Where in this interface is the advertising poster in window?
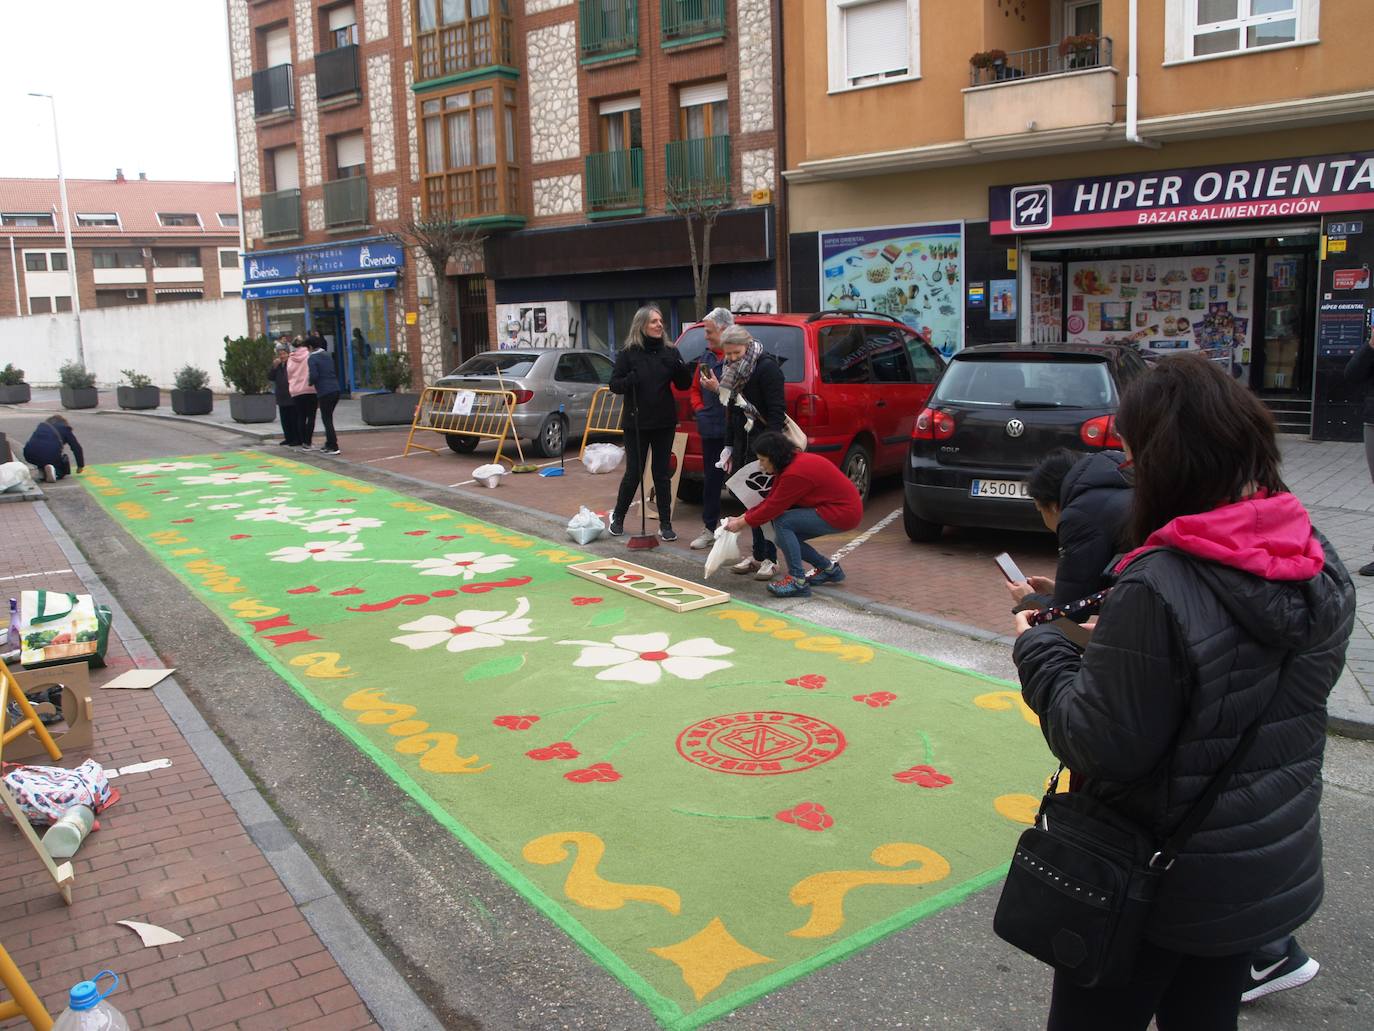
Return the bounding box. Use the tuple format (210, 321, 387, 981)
(1029, 262, 1063, 343)
(1062, 253, 1255, 378)
(819, 221, 965, 358)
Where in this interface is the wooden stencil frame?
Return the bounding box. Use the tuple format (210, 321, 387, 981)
(567, 559, 730, 613)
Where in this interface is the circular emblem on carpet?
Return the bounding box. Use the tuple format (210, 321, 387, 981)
(676, 711, 846, 776)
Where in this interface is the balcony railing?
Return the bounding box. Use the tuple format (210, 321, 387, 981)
(665, 135, 731, 205)
(579, 0, 638, 61)
(416, 14, 514, 82)
(252, 63, 294, 116)
(324, 176, 369, 228)
(261, 188, 301, 238)
(970, 37, 1113, 86)
(660, 0, 726, 44)
(316, 44, 360, 100)
(586, 149, 644, 216)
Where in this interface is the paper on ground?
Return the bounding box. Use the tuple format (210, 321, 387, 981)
(117, 920, 184, 947)
(105, 759, 173, 779)
(101, 668, 175, 690)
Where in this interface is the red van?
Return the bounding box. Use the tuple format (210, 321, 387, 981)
(672, 312, 945, 502)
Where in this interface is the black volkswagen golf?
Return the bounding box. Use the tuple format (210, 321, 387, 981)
(902, 344, 1147, 541)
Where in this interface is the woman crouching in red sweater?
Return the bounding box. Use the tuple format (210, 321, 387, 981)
(723, 432, 863, 598)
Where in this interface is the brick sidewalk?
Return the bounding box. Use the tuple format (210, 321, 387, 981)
(0, 501, 379, 1030)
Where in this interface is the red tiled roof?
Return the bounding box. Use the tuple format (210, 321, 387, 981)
(0, 177, 240, 238)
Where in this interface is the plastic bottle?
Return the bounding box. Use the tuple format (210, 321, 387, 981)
(41, 805, 94, 860)
(52, 971, 128, 1031)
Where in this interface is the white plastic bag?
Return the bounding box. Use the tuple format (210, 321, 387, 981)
(703, 524, 741, 578)
(582, 443, 625, 474)
(567, 505, 606, 545)
(473, 463, 506, 488)
(0, 462, 34, 494)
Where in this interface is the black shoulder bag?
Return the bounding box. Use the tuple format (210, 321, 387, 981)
(993, 657, 1290, 989)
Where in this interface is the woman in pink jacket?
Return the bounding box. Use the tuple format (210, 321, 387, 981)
(286, 337, 317, 450)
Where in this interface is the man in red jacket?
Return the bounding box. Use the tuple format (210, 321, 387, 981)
(723, 432, 862, 598)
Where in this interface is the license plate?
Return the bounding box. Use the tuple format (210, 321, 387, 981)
(970, 479, 1030, 500)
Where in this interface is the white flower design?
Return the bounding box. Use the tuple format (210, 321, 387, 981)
(259, 495, 295, 505)
(118, 461, 208, 476)
(180, 471, 287, 486)
(268, 538, 366, 563)
(303, 516, 384, 534)
(413, 552, 517, 580)
(391, 598, 545, 654)
(235, 505, 308, 523)
(207, 503, 243, 511)
(312, 507, 356, 517)
(561, 632, 733, 685)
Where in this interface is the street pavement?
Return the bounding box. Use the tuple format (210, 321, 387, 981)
(2, 399, 1372, 1028)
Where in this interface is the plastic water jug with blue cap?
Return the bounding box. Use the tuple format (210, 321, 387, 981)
(51, 971, 128, 1030)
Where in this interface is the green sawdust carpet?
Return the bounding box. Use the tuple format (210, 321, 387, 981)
(84, 452, 1053, 1028)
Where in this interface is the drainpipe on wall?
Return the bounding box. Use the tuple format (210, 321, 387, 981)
(772, 0, 789, 310)
(1127, 0, 1161, 149)
(9, 237, 20, 316)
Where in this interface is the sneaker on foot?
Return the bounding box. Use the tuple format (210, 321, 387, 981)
(659, 524, 678, 542)
(319, 447, 341, 455)
(689, 530, 716, 550)
(767, 575, 812, 598)
(806, 562, 846, 586)
(1359, 560, 1374, 577)
(1242, 938, 1319, 1003)
(731, 557, 760, 575)
(297, 445, 313, 452)
(753, 559, 777, 581)
(42, 465, 57, 483)
(607, 513, 624, 537)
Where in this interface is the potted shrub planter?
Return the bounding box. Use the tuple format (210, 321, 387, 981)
(171, 388, 214, 416)
(361, 390, 420, 426)
(229, 393, 276, 423)
(0, 383, 30, 405)
(60, 386, 98, 410)
(116, 385, 160, 410)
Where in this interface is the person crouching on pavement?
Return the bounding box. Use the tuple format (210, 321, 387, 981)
(23, 414, 84, 482)
(1012, 353, 1351, 1028)
(722, 432, 861, 598)
(689, 307, 734, 550)
(268, 341, 299, 447)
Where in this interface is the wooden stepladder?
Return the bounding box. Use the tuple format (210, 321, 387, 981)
(0, 662, 74, 906)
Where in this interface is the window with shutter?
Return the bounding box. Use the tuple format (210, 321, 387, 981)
(827, 0, 919, 91)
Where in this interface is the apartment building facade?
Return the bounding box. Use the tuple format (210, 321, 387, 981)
(228, 0, 445, 389)
(468, 0, 783, 353)
(0, 174, 243, 319)
(783, 0, 1374, 439)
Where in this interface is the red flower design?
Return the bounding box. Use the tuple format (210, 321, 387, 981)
(894, 765, 954, 788)
(229, 534, 252, 540)
(336, 497, 358, 502)
(405, 530, 429, 536)
(564, 762, 621, 783)
(852, 691, 897, 708)
(492, 714, 540, 731)
(437, 535, 464, 541)
(526, 741, 580, 761)
(786, 674, 827, 690)
(152, 490, 169, 495)
(330, 587, 364, 596)
(171, 518, 194, 524)
(571, 597, 604, 606)
(775, 802, 834, 832)
(287, 586, 320, 594)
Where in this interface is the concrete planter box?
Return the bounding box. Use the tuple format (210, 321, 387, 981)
(0, 384, 31, 404)
(361, 390, 420, 426)
(171, 388, 214, 416)
(229, 392, 276, 423)
(117, 385, 160, 410)
(60, 387, 98, 410)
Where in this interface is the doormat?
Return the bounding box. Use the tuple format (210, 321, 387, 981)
(83, 453, 1052, 1028)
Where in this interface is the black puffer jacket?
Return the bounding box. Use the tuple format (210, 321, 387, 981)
(726, 353, 787, 458)
(609, 335, 693, 431)
(1343, 339, 1374, 424)
(1014, 494, 1354, 956)
(1052, 450, 1132, 605)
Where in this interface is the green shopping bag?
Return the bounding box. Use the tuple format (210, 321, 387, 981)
(16, 590, 112, 668)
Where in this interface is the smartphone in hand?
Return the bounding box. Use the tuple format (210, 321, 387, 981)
(994, 552, 1027, 583)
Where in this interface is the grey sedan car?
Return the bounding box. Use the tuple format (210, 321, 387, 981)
(434, 348, 614, 457)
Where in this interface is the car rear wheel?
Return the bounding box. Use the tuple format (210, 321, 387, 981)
(903, 500, 943, 542)
(841, 443, 873, 503)
(445, 435, 479, 454)
(535, 414, 566, 458)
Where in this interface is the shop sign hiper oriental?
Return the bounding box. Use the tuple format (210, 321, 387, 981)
(990, 151, 1374, 236)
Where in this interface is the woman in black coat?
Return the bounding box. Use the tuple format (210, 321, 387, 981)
(607, 305, 693, 541)
(700, 325, 787, 576)
(267, 340, 299, 447)
(1012, 354, 1354, 1029)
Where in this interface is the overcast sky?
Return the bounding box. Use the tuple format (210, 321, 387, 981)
(0, 3, 236, 183)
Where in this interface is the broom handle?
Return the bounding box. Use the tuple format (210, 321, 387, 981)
(631, 374, 648, 536)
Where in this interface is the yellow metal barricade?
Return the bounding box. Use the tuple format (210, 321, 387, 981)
(578, 386, 625, 460)
(404, 387, 518, 462)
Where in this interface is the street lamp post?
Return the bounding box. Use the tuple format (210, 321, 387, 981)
(28, 92, 84, 368)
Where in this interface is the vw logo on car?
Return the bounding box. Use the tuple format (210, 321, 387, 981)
(1005, 419, 1025, 438)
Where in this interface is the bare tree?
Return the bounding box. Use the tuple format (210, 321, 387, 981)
(391, 206, 487, 374)
(666, 160, 732, 322)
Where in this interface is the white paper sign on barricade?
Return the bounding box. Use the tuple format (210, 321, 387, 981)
(450, 390, 476, 416)
(725, 461, 776, 544)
